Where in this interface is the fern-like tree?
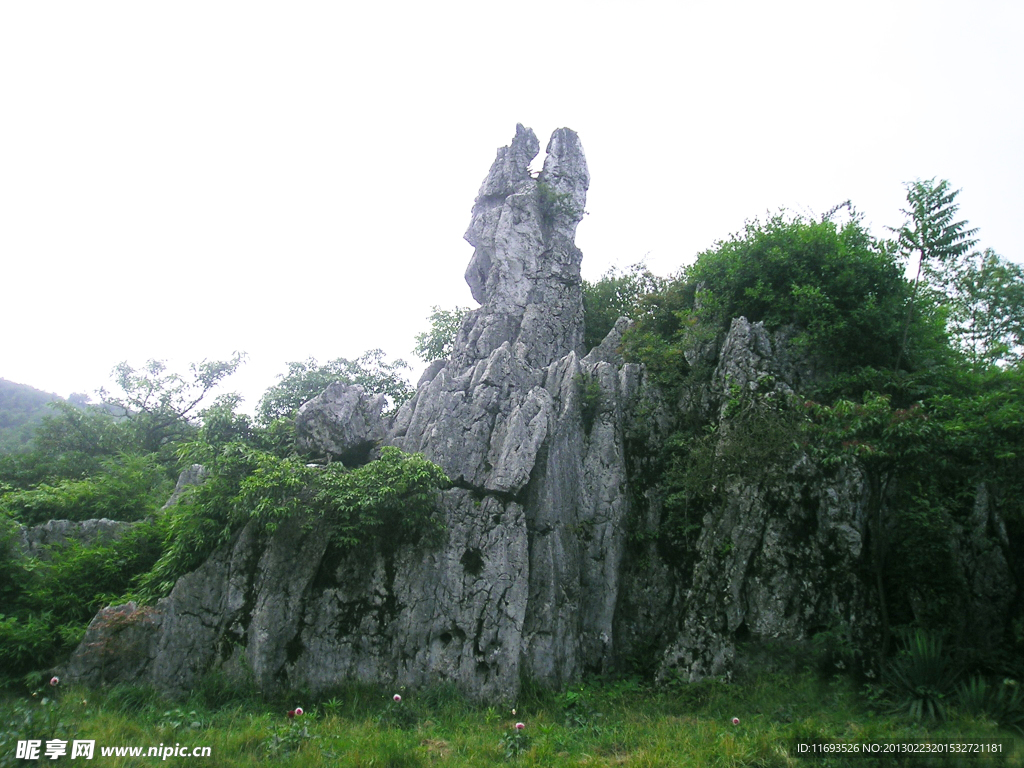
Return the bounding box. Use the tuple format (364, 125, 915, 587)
(892, 179, 979, 372)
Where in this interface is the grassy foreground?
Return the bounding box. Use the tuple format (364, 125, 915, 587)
(1, 670, 1020, 767)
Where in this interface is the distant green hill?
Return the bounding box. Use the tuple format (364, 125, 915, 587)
(0, 378, 64, 453)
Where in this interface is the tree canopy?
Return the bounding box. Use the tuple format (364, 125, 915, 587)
(257, 350, 413, 424)
(413, 306, 470, 362)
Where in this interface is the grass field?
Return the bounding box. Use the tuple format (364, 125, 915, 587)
(2, 669, 1020, 767)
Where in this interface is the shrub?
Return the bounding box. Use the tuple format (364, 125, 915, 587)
(957, 675, 1024, 734)
(0, 453, 171, 525)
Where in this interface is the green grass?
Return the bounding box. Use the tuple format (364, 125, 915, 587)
(1, 671, 1020, 767)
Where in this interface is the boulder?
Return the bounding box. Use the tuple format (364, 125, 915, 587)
(295, 382, 388, 465)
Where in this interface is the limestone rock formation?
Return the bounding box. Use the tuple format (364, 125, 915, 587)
(161, 464, 208, 510)
(17, 518, 135, 561)
(294, 382, 388, 464)
(459, 123, 589, 367)
(63, 125, 1015, 702)
(66, 125, 627, 701)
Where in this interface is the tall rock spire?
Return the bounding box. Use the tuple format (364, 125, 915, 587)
(459, 124, 590, 367)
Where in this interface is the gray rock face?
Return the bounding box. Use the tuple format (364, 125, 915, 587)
(161, 464, 208, 510)
(615, 317, 879, 682)
(459, 124, 589, 368)
(295, 383, 388, 464)
(17, 518, 135, 561)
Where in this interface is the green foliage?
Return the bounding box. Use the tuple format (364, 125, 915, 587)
(804, 393, 939, 473)
(805, 393, 942, 656)
(0, 696, 76, 768)
(928, 247, 1024, 369)
(379, 694, 419, 730)
(133, 441, 312, 602)
(136, 437, 449, 603)
(895, 178, 980, 274)
(413, 306, 470, 362)
(0, 453, 171, 525)
(498, 724, 530, 760)
(98, 354, 247, 454)
(1, 669, 1018, 767)
(257, 350, 412, 424)
(582, 263, 665, 350)
(315, 446, 449, 551)
(0, 512, 26, 610)
(0, 402, 132, 487)
(929, 371, 1024, 496)
(0, 379, 61, 455)
(957, 676, 1024, 734)
(0, 519, 164, 680)
(810, 623, 865, 678)
(883, 629, 959, 721)
(265, 716, 317, 755)
(657, 386, 802, 566)
(0, 614, 59, 682)
(683, 211, 914, 372)
(887, 495, 964, 631)
(892, 178, 980, 372)
(535, 181, 579, 229)
(25, 522, 163, 624)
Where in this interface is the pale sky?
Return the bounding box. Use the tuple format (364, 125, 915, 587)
(2, 1, 1022, 411)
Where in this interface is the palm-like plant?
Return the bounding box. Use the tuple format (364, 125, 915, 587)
(891, 178, 979, 372)
(884, 629, 959, 721)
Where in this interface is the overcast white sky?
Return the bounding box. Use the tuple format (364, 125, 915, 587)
(2, 1, 1022, 411)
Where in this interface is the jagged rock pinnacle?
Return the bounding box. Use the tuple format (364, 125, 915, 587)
(460, 124, 590, 368)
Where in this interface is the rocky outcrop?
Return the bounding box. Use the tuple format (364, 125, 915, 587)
(458, 123, 588, 367)
(294, 383, 388, 464)
(66, 125, 629, 701)
(17, 518, 135, 561)
(65, 126, 1015, 701)
(618, 317, 879, 682)
(161, 464, 208, 510)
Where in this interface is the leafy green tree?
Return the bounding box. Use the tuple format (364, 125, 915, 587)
(0, 452, 172, 525)
(0, 402, 130, 486)
(931, 248, 1024, 368)
(257, 350, 412, 424)
(413, 306, 471, 362)
(583, 263, 665, 350)
(625, 210, 927, 388)
(892, 179, 979, 372)
(98, 354, 246, 454)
